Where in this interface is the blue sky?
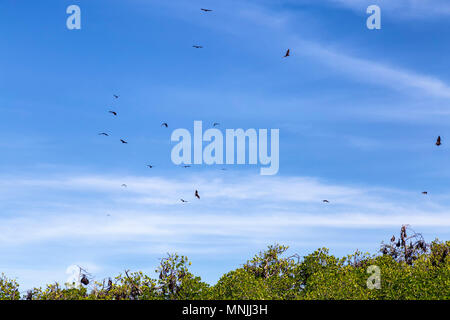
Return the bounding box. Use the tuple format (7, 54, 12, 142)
(1, 0, 450, 291)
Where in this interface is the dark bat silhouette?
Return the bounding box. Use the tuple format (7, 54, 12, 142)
(422, 191, 428, 195)
(113, 95, 119, 99)
(109, 111, 117, 116)
(195, 190, 200, 199)
(283, 49, 290, 57)
(182, 165, 191, 168)
(436, 136, 441, 146)
(193, 45, 203, 49)
(213, 123, 220, 127)
(120, 139, 128, 144)
(180, 199, 188, 203)
(121, 184, 127, 188)
(98, 133, 109, 136)
(391, 235, 396, 242)
(80, 274, 89, 286)
(322, 199, 329, 203)
(201, 8, 212, 12)
(161, 123, 168, 128)
(147, 165, 153, 168)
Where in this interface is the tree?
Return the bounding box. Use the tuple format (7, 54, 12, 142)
(0, 273, 20, 300)
(1, 227, 449, 300)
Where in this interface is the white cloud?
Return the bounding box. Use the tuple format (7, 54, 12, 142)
(162, 0, 450, 99)
(290, 39, 450, 99)
(1, 173, 449, 247)
(236, 4, 450, 99)
(128, 0, 450, 100)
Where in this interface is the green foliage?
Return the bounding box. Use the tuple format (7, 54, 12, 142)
(155, 253, 210, 300)
(2, 229, 449, 300)
(0, 273, 20, 300)
(301, 250, 375, 300)
(241, 244, 302, 299)
(298, 240, 450, 300)
(28, 283, 89, 300)
(211, 268, 275, 299)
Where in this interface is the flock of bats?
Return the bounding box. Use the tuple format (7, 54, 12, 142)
(102, 93, 202, 205)
(97, 7, 440, 207)
(94, 8, 289, 207)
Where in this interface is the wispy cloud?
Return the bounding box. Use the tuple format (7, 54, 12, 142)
(141, 0, 450, 99)
(1, 173, 449, 247)
(236, 4, 450, 99)
(289, 39, 450, 99)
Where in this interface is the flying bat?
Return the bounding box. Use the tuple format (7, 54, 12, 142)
(121, 184, 127, 188)
(113, 95, 119, 99)
(322, 200, 329, 203)
(109, 111, 117, 116)
(213, 123, 220, 127)
(161, 123, 168, 128)
(193, 45, 203, 49)
(147, 165, 154, 168)
(98, 133, 109, 136)
(422, 191, 428, 195)
(436, 136, 441, 146)
(195, 190, 200, 199)
(180, 199, 188, 203)
(120, 139, 128, 144)
(283, 49, 290, 57)
(201, 8, 213, 12)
